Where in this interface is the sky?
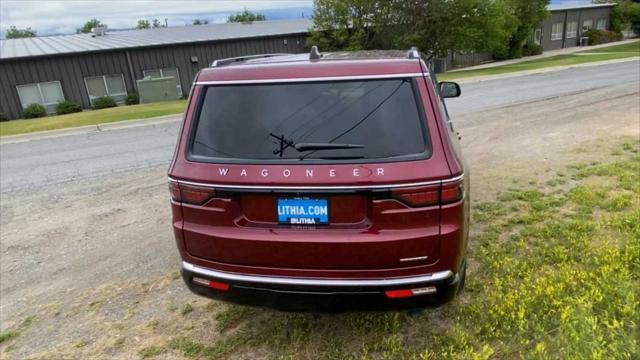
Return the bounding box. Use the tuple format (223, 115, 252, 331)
(1, 0, 593, 38)
(0, 0, 313, 37)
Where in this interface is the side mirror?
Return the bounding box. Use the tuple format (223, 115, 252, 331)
(439, 81, 461, 98)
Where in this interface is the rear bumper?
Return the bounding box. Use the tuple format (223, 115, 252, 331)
(183, 261, 453, 288)
(181, 260, 457, 308)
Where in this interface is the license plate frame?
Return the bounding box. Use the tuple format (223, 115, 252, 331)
(277, 197, 329, 225)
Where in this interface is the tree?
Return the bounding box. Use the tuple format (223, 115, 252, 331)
(137, 19, 151, 29)
(393, 0, 516, 59)
(601, 0, 640, 34)
(77, 19, 106, 34)
(152, 18, 164, 28)
(6, 26, 36, 39)
(193, 19, 209, 25)
(307, 0, 514, 58)
(500, 0, 549, 59)
(307, 0, 393, 51)
(227, 10, 266, 23)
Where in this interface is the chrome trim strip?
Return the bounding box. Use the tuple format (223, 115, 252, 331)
(194, 73, 426, 85)
(168, 174, 464, 191)
(441, 174, 465, 184)
(183, 261, 453, 287)
(399, 256, 429, 262)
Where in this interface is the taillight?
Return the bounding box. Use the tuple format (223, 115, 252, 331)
(168, 181, 216, 205)
(392, 184, 440, 207)
(391, 178, 464, 207)
(441, 180, 464, 204)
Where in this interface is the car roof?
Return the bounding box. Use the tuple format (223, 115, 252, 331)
(196, 49, 428, 83)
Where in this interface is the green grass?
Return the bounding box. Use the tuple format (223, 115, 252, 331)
(0, 99, 186, 136)
(0, 315, 37, 345)
(148, 140, 639, 359)
(214, 305, 258, 332)
(138, 345, 165, 358)
(439, 40, 640, 81)
(576, 41, 640, 54)
(180, 303, 194, 316)
(0, 331, 19, 344)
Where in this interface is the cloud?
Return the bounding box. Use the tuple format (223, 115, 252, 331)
(1, 0, 312, 36)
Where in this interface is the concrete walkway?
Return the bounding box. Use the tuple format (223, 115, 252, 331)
(450, 39, 639, 72)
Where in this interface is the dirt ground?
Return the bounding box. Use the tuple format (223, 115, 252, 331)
(0, 81, 638, 359)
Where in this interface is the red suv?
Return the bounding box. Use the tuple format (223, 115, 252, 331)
(169, 47, 468, 307)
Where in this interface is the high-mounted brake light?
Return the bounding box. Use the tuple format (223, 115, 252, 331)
(169, 182, 216, 205)
(391, 178, 463, 207)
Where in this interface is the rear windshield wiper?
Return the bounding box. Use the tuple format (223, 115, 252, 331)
(293, 142, 365, 152)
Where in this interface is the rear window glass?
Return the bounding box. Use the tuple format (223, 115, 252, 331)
(189, 78, 431, 163)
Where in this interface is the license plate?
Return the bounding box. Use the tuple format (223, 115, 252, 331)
(277, 198, 328, 225)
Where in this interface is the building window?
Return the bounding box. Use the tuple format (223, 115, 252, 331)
(142, 68, 182, 98)
(84, 74, 127, 105)
(566, 21, 578, 38)
(596, 19, 607, 30)
(16, 81, 64, 114)
(583, 19, 593, 31)
(551, 23, 564, 40)
(534, 29, 542, 45)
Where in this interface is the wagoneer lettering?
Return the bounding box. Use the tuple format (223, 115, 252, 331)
(169, 47, 469, 308)
(213, 167, 386, 178)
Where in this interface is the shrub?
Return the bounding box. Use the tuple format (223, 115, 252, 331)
(23, 103, 47, 119)
(93, 96, 117, 110)
(0, 112, 8, 122)
(55, 100, 82, 115)
(125, 93, 139, 105)
(584, 29, 623, 45)
(522, 43, 543, 56)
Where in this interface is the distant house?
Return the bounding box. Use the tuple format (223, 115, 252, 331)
(0, 19, 311, 120)
(535, 3, 616, 50)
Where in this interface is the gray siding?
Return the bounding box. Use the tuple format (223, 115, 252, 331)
(542, 11, 568, 51)
(0, 33, 306, 120)
(539, 6, 614, 51)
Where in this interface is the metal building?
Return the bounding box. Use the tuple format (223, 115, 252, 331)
(537, 3, 616, 50)
(0, 19, 311, 120)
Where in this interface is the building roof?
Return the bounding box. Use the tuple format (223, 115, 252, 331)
(0, 18, 312, 60)
(548, 3, 616, 12)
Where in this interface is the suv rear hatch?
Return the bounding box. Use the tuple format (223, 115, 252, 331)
(172, 76, 458, 270)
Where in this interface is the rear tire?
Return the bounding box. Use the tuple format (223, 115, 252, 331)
(457, 259, 467, 294)
(431, 259, 467, 305)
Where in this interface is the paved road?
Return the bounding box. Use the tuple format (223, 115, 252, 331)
(1, 60, 638, 191)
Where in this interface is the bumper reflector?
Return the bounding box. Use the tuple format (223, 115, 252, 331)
(385, 286, 437, 298)
(193, 277, 230, 291)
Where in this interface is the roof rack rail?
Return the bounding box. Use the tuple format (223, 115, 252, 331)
(406, 46, 420, 59)
(309, 45, 322, 60)
(210, 53, 292, 67)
